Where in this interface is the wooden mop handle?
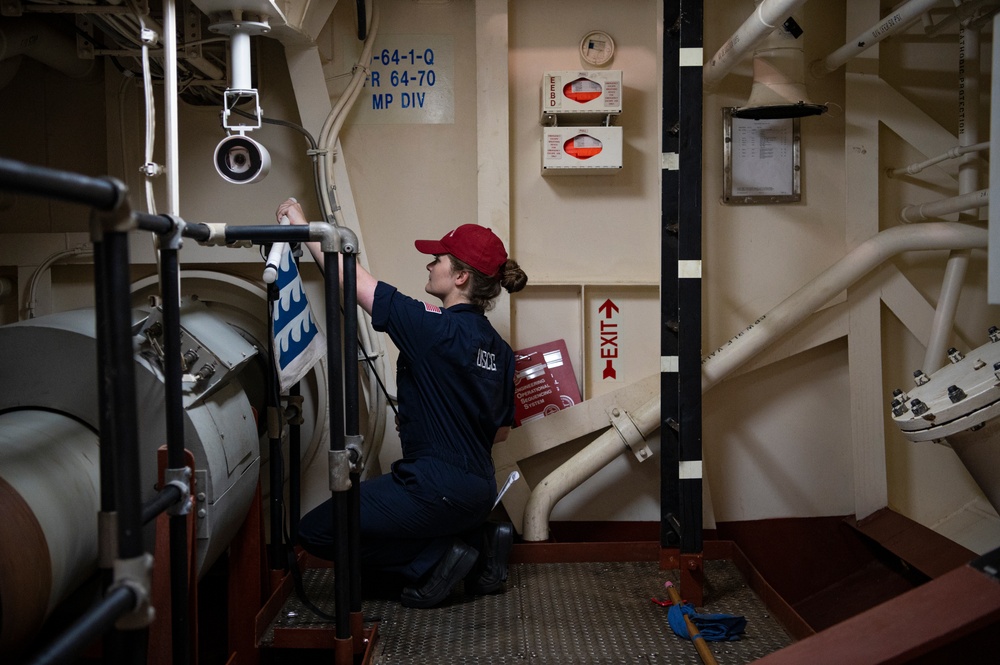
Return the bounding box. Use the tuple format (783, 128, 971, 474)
(665, 582, 719, 665)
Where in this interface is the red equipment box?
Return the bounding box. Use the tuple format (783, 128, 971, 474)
(513, 340, 582, 427)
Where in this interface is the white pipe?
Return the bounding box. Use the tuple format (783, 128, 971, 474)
(314, 2, 389, 477)
(923, 24, 980, 373)
(887, 141, 988, 177)
(24, 245, 93, 319)
(163, 0, 180, 215)
(898, 188, 988, 223)
(811, 0, 943, 77)
(702, 222, 988, 393)
(522, 394, 660, 542)
(317, 3, 381, 220)
(231, 31, 252, 91)
(139, 20, 158, 213)
(704, 0, 810, 91)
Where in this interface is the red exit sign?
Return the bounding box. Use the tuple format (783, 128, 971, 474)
(598, 299, 619, 380)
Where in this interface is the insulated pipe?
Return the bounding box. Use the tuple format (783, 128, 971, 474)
(702, 222, 989, 393)
(703, 0, 810, 91)
(811, 0, 942, 77)
(522, 394, 660, 542)
(898, 188, 988, 223)
(923, 24, 981, 374)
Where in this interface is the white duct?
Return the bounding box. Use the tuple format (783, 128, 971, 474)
(522, 394, 660, 542)
(703, 0, 810, 91)
(702, 222, 989, 393)
(811, 0, 944, 77)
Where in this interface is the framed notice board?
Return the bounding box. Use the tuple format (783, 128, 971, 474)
(722, 107, 800, 205)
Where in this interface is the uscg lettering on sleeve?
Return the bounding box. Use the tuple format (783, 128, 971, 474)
(476, 348, 497, 371)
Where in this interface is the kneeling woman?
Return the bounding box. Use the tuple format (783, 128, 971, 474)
(277, 198, 527, 608)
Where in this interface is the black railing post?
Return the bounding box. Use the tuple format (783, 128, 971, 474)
(318, 224, 352, 660)
(158, 217, 192, 665)
(340, 228, 364, 646)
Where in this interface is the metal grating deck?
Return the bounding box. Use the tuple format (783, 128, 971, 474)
(263, 559, 793, 663)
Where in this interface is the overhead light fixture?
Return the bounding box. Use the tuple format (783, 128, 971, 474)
(207, 9, 273, 184)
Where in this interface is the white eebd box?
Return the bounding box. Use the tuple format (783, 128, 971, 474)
(541, 70, 623, 118)
(542, 126, 623, 175)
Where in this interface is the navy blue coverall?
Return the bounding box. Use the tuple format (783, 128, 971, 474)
(298, 281, 515, 583)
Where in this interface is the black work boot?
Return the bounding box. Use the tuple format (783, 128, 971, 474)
(465, 521, 514, 595)
(400, 540, 479, 609)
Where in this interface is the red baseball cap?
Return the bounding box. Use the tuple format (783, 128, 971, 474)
(414, 224, 508, 277)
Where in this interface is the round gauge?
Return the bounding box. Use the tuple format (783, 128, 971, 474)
(580, 30, 615, 67)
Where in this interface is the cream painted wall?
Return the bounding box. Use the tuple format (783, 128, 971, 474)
(506, 0, 663, 522)
(3, 1, 1000, 549)
(701, 0, 1000, 553)
(701, 1, 855, 523)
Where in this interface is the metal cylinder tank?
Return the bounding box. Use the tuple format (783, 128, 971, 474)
(0, 298, 261, 650)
